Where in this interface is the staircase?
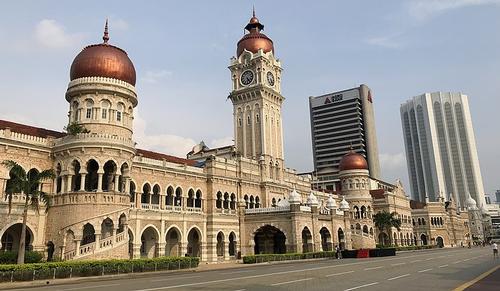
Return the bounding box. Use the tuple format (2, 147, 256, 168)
(64, 231, 128, 260)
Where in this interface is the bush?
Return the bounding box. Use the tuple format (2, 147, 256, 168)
(395, 245, 437, 251)
(0, 256, 199, 283)
(243, 251, 336, 264)
(0, 251, 43, 264)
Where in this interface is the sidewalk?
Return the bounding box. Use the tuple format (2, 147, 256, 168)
(462, 265, 500, 291)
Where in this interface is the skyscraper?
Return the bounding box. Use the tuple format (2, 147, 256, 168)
(309, 85, 381, 190)
(400, 92, 485, 208)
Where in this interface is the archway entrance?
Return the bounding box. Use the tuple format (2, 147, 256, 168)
(254, 225, 286, 255)
(420, 234, 428, 246)
(216, 232, 225, 258)
(81, 223, 95, 245)
(436, 236, 444, 248)
(141, 227, 159, 258)
(229, 232, 236, 257)
(165, 228, 181, 256)
(128, 229, 134, 259)
(0, 224, 34, 252)
(47, 241, 55, 261)
(320, 227, 332, 251)
(337, 228, 345, 250)
(302, 227, 313, 253)
(187, 228, 201, 257)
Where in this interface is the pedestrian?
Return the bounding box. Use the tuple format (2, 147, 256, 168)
(492, 242, 498, 259)
(336, 245, 342, 259)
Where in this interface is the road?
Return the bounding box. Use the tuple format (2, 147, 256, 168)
(9, 247, 499, 291)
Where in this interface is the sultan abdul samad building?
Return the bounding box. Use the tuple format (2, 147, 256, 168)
(0, 14, 479, 262)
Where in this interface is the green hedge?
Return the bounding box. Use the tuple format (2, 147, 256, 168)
(243, 251, 336, 264)
(395, 245, 437, 251)
(0, 256, 199, 283)
(0, 251, 43, 264)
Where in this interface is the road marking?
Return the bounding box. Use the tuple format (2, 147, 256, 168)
(364, 266, 382, 270)
(453, 261, 462, 264)
(130, 250, 468, 291)
(411, 259, 422, 263)
(391, 262, 406, 266)
(387, 274, 410, 281)
(418, 268, 433, 273)
(439, 264, 449, 268)
(462, 258, 472, 262)
(344, 282, 379, 291)
(326, 270, 355, 277)
(225, 270, 253, 274)
(270, 278, 313, 286)
(233, 289, 246, 291)
(151, 275, 201, 282)
(425, 257, 433, 260)
(453, 265, 500, 291)
(62, 284, 120, 291)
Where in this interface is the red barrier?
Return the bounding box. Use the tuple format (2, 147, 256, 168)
(357, 249, 370, 258)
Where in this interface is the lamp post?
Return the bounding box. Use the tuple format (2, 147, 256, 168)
(339, 196, 350, 250)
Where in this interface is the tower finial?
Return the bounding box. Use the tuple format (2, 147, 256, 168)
(103, 19, 109, 44)
(253, 5, 255, 17)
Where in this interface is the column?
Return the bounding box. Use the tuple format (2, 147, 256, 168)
(53, 178, 58, 194)
(66, 174, 73, 192)
(160, 195, 165, 209)
(79, 172, 86, 191)
(224, 239, 230, 261)
(114, 174, 120, 192)
(133, 244, 141, 259)
(60, 176, 66, 194)
(135, 192, 141, 208)
(124, 177, 130, 194)
(97, 173, 103, 192)
(95, 233, 101, 250)
(74, 239, 81, 257)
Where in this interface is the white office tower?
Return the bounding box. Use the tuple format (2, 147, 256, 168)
(400, 92, 486, 208)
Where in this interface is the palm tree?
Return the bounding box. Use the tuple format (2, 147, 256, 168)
(2, 160, 55, 264)
(373, 211, 402, 246)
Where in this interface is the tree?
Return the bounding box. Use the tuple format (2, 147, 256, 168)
(2, 160, 55, 264)
(63, 122, 90, 135)
(373, 211, 402, 246)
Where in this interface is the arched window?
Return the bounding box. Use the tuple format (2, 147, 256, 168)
(85, 99, 94, 119)
(141, 183, 151, 204)
(255, 196, 260, 208)
(129, 181, 136, 202)
(230, 193, 236, 210)
(116, 103, 124, 122)
(166, 186, 174, 206)
(174, 187, 182, 206)
(247, 115, 251, 125)
(244, 195, 249, 209)
(101, 100, 110, 120)
(216, 192, 223, 209)
(249, 195, 255, 209)
(256, 113, 260, 123)
(272, 197, 276, 207)
(223, 192, 229, 209)
(195, 190, 202, 208)
(187, 189, 195, 208)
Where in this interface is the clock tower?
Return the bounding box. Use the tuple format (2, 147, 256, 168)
(229, 11, 284, 176)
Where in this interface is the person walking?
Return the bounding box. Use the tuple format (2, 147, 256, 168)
(336, 245, 342, 260)
(492, 242, 498, 259)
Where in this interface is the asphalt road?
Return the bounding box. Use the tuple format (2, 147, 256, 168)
(9, 247, 499, 291)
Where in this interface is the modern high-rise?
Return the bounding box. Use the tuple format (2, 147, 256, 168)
(400, 92, 486, 208)
(496, 190, 500, 203)
(309, 85, 381, 190)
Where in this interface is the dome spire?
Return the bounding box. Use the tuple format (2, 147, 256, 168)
(253, 5, 256, 18)
(103, 19, 109, 44)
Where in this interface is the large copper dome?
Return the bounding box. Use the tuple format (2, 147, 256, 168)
(236, 11, 274, 57)
(70, 21, 136, 86)
(339, 150, 368, 171)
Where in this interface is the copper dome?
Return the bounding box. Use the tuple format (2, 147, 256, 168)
(236, 11, 274, 57)
(339, 150, 368, 171)
(70, 21, 136, 86)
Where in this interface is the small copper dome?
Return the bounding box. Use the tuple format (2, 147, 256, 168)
(236, 10, 274, 57)
(339, 150, 368, 171)
(70, 20, 136, 86)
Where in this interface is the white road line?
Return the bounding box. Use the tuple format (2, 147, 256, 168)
(364, 266, 382, 270)
(270, 278, 313, 286)
(463, 258, 472, 262)
(130, 250, 466, 291)
(151, 275, 201, 282)
(326, 270, 355, 277)
(418, 268, 433, 273)
(233, 289, 246, 291)
(425, 258, 433, 260)
(439, 264, 449, 268)
(387, 274, 410, 281)
(453, 261, 462, 264)
(344, 282, 379, 291)
(225, 270, 253, 274)
(411, 260, 422, 263)
(391, 262, 406, 266)
(62, 284, 120, 291)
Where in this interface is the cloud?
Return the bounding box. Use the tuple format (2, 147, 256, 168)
(133, 111, 196, 157)
(365, 34, 403, 49)
(379, 152, 406, 171)
(209, 136, 233, 148)
(408, 0, 500, 21)
(34, 19, 83, 48)
(140, 70, 173, 84)
(109, 17, 129, 31)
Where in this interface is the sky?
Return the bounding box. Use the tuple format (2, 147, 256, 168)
(0, 0, 499, 198)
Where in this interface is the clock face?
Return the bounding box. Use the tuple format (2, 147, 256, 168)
(267, 71, 275, 86)
(240, 70, 254, 86)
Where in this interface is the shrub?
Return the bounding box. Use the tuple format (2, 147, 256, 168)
(0, 256, 199, 283)
(243, 251, 336, 264)
(0, 251, 44, 264)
